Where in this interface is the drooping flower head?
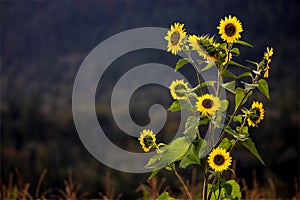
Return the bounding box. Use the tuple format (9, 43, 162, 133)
(188, 35, 219, 62)
(217, 15, 243, 43)
(260, 47, 274, 78)
(247, 101, 265, 127)
(165, 23, 187, 55)
(197, 94, 220, 115)
(138, 129, 156, 152)
(208, 148, 232, 172)
(169, 79, 189, 100)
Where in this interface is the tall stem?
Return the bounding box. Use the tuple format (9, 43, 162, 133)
(173, 167, 192, 200)
(187, 53, 204, 95)
(202, 169, 208, 200)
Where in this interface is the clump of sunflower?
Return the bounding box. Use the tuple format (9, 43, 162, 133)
(138, 15, 274, 200)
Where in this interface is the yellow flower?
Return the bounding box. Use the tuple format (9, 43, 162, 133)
(138, 129, 156, 152)
(208, 148, 232, 172)
(247, 101, 265, 127)
(196, 94, 220, 115)
(169, 79, 189, 100)
(263, 47, 274, 78)
(188, 35, 218, 62)
(165, 22, 186, 55)
(217, 15, 243, 43)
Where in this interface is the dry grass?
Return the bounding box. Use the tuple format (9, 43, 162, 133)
(1, 167, 299, 199)
(0, 168, 50, 200)
(98, 172, 122, 200)
(54, 170, 89, 200)
(136, 176, 169, 200)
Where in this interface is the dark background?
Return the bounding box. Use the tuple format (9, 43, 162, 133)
(1, 0, 299, 199)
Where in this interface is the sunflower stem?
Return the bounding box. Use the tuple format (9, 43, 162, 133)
(202, 168, 208, 200)
(172, 166, 192, 200)
(214, 89, 251, 148)
(187, 52, 204, 95)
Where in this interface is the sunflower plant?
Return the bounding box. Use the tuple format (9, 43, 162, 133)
(138, 15, 273, 200)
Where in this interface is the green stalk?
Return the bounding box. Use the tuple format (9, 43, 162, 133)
(187, 53, 204, 95)
(172, 166, 192, 200)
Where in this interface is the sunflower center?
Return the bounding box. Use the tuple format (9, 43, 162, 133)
(143, 136, 154, 148)
(174, 84, 186, 97)
(214, 155, 225, 166)
(225, 23, 236, 37)
(171, 31, 180, 45)
(202, 99, 214, 109)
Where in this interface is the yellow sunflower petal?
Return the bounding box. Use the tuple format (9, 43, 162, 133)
(208, 148, 232, 172)
(196, 94, 220, 115)
(165, 22, 187, 55)
(217, 15, 243, 43)
(247, 101, 265, 127)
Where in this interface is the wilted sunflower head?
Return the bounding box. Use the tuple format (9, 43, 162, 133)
(188, 35, 219, 62)
(169, 79, 189, 100)
(138, 129, 156, 152)
(260, 47, 274, 78)
(217, 15, 243, 43)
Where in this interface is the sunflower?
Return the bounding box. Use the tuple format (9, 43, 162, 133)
(262, 47, 274, 78)
(138, 129, 156, 152)
(208, 148, 232, 172)
(217, 15, 243, 43)
(188, 35, 218, 62)
(196, 94, 220, 115)
(247, 101, 265, 127)
(169, 79, 189, 100)
(165, 22, 187, 55)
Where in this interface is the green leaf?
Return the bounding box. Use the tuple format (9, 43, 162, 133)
(168, 100, 192, 113)
(233, 115, 243, 123)
(219, 99, 229, 112)
(257, 79, 270, 99)
(209, 180, 241, 200)
(148, 169, 161, 180)
(199, 117, 210, 126)
(237, 72, 253, 79)
(168, 101, 181, 112)
(230, 47, 240, 56)
(236, 126, 249, 138)
(241, 138, 265, 165)
(175, 58, 189, 71)
(156, 191, 175, 200)
(242, 82, 259, 91)
(218, 138, 232, 151)
(224, 126, 247, 141)
(235, 88, 252, 111)
(221, 81, 236, 94)
(221, 69, 237, 79)
(201, 61, 215, 72)
(200, 81, 216, 88)
(145, 137, 191, 170)
(225, 180, 242, 200)
(235, 87, 244, 111)
(235, 40, 253, 47)
(179, 139, 203, 168)
(242, 126, 248, 135)
(228, 60, 250, 69)
(183, 116, 199, 139)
